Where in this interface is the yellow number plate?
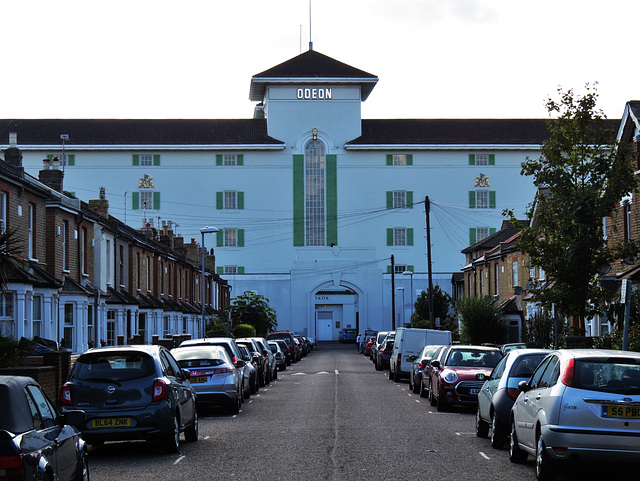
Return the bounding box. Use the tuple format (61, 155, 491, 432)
(603, 405, 640, 419)
(92, 417, 131, 428)
(190, 376, 208, 383)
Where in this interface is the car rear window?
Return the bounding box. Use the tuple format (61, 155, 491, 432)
(510, 354, 548, 378)
(447, 349, 502, 368)
(73, 352, 156, 382)
(574, 358, 640, 394)
(172, 347, 227, 368)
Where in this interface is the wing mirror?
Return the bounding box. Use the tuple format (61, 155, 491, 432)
(431, 360, 441, 369)
(518, 380, 531, 392)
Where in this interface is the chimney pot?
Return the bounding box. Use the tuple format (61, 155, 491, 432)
(9, 133, 17, 147)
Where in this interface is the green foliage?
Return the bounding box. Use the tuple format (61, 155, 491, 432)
(0, 336, 35, 368)
(457, 296, 507, 345)
(233, 323, 256, 338)
(410, 286, 453, 328)
(205, 319, 229, 338)
(522, 311, 558, 348)
(0, 230, 19, 291)
(506, 85, 638, 330)
(225, 291, 277, 337)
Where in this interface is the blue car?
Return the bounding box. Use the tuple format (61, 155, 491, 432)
(338, 328, 357, 343)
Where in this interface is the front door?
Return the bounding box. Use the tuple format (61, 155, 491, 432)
(317, 311, 333, 341)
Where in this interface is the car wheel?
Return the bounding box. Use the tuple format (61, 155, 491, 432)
(412, 375, 420, 394)
(258, 370, 265, 387)
(535, 433, 557, 481)
(163, 414, 180, 453)
(429, 382, 437, 407)
(509, 418, 528, 464)
(249, 376, 257, 394)
(375, 358, 382, 371)
(389, 366, 395, 381)
(419, 380, 428, 398)
(73, 455, 89, 481)
(436, 393, 448, 412)
(273, 368, 278, 380)
(184, 410, 198, 442)
(490, 411, 506, 449)
(229, 390, 241, 415)
(476, 407, 489, 438)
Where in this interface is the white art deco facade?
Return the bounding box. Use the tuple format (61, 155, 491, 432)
(2, 49, 547, 340)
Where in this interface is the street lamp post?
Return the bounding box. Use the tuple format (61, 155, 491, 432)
(201, 227, 219, 338)
(397, 287, 405, 328)
(402, 270, 413, 327)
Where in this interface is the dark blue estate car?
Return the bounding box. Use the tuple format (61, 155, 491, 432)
(0, 375, 89, 480)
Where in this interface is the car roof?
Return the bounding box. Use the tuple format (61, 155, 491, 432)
(81, 344, 162, 355)
(553, 349, 640, 360)
(0, 375, 48, 434)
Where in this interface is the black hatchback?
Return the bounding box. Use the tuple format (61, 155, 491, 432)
(60, 345, 198, 453)
(0, 375, 89, 480)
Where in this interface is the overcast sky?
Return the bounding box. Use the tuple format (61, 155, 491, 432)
(3, 0, 638, 121)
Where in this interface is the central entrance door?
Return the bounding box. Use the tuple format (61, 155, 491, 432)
(316, 311, 333, 341)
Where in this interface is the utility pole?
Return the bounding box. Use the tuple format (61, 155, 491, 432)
(425, 196, 434, 328)
(391, 254, 396, 330)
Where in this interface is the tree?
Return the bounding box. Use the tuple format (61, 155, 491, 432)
(411, 286, 453, 329)
(0, 230, 18, 291)
(457, 296, 507, 345)
(522, 311, 556, 348)
(225, 291, 277, 337)
(507, 85, 638, 332)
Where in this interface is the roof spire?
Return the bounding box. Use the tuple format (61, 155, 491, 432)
(309, 0, 313, 50)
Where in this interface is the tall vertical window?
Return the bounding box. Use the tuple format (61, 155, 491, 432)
(140, 191, 152, 210)
(305, 139, 325, 246)
(119, 245, 125, 286)
(62, 221, 69, 271)
(512, 261, 519, 287)
(107, 310, 116, 345)
(146, 255, 151, 292)
(87, 305, 94, 347)
(32, 295, 43, 338)
(0, 192, 6, 234)
(393, 191, 407, 208)
(28, 203, 36, 259)
(81, 227, 88, 275)
(224, 228, 237, 247)
(494, 264, 500, 296)
(106, 239, 111, 284)
(0, 292, 15, 337)
(63, 303, 74, 350)
(623, 201, 632, 242)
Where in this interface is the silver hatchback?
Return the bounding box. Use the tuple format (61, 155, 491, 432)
(510, 349, 640, 480)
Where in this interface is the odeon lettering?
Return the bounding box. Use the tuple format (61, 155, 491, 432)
(297, 88, 333, 100)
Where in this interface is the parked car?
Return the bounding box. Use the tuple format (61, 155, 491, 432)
(370, 331, 390, 362)
(419, 346, 447, 398)
(500, 343, 527, 355)
(294, 335, 310, 357)
(60, 345, 198, 453)
(363, 336, 376, 356)
(426, 345, 502, 411)
(236, 339, 268, 387)
(389, 328, 452, 381)
(171, 345, 244, 414)
(267, 331, 298, 364)
(268, 340, 287, 371)
(509, 349, 640, 480)
(476, 348, 551, 448)
(409, 344, 447, 393)
(338, 328, 358, 343)
(374, 339, 394, 371)
(237, 345, 259, 394)
(359, 329, 378, 353)
(249, 337, 278, 382)
(271, 339, 290, 367)
(1, 375, 89, 481)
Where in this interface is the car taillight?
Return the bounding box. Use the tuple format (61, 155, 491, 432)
(232, 356, 238, 365)
(507, 387, 520, 401)
(419, 361, 428, 369)
(60, 384, 72, 406)
(397, 353, 402, 364)
(212, 367, 234, 374)
(0, 454, 23, 469)
(561, 358, 575, 387)
(152, 379, 167, 402)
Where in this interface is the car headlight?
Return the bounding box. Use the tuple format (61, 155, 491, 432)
(442, 370, 458, 384)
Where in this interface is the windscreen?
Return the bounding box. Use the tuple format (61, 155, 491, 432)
(574, 358, 640, 394)
(73, 352, 156, 382)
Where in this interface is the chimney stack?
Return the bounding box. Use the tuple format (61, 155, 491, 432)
(3, 132, 23, 167)
(38, 157, 64, 192)
(88, 187, 110, 218)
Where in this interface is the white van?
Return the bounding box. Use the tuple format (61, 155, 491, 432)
(389, 328, 452, 381)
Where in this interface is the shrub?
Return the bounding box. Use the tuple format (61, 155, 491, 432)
(233, 323, 256, 338)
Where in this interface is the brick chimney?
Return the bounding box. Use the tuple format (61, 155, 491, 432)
(39, 157, 64, 192)
(88, 187, 109, 218)
(3, 132, 23, 168)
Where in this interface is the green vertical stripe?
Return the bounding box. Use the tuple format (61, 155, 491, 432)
(237, 191, 244, 209)
(386, 191, 393, 209)
(216, 154, 223, 166)
(407, 265, 414, 273)
(132, 191, 139, 210)
(407, 191, 413, 208)
(387, 228, 394, 246)
(406, 154, 413, 166)
(470, 228, 477, 245)
(407, 228, 414, 246)
(469, 191, 476, 208)
(237, 154, 244, 166)
(293, 154, 305, 246)
(67, 154, 75, 166)
(326, 154, 337, 246)
(153, 191, 160, 210)
(386, 154, 393, 166)
(490, 227, 497, 235)
(489, 191, 496, 209)
(468, 154, 475, 165)
(216, 192, 223, 209)
(216, 231, 223, 247)
(132, 154, 139, 166)
(153, 154, 160, 166)
(489, 154, 495, 165)
(238, 229, 245, 247)
(216, 266, 223, 275)
(238, 266, 245, 274)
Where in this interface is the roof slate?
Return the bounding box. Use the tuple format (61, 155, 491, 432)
(252, 50, 377, 80)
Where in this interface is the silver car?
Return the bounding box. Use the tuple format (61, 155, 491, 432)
(172, 345, 244, 415)
(510, 349, 640, 480)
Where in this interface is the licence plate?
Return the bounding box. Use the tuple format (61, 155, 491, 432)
(469, 388, 480, 395)
(602, 405, 640, 419)
(190, 376, 208, 383)
(92, 417, 131, 428)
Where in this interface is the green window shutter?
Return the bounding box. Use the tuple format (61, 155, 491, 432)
(132, 191, 140, 210)
(132, 154, 139, 166)
(47, 154, 54, 160)
(153, 154, 160, 166)
(67, 154, 75, 166)
(153, 191, 160, 210)
(237, 191, 244, 210)
(490, 227, 497, 235)
(237, 154, 244, 166)
(387, 228, 394, 246)
(237, 229, 245, 247)
(238, 266, 245, 274)
(216, 192, 223, 209)
(470, 228, 477, 245)
(387, 265, 392, 274)
(386, 154, 393, 166)
(216, 154, 223, 166)
(489, 191, 496, 208)
(407, 265, 414, 273)
(293, 155, 305, 246)
(406, 154, 413, 166)
(407, 228, 414, 246)
(489, 154, 495, 165)
(216, 266, 223, 275)
(469, 191, 476, 209)
(216, 231, 223, 247)
(326, 154, 338, 246)
(386, 191, 393, 209)
(468, 154, 475, 165)
(407, 191, 413, 208)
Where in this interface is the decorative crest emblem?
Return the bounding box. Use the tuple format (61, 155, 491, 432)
(138, 174, 154, 189)
(475, 173, 490, 188)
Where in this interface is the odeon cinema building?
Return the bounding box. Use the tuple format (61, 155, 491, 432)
(2, 48, 545, 340)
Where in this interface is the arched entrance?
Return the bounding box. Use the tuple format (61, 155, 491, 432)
(313, 287, 358, 341)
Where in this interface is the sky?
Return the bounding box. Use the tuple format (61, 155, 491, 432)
(3, 0, 639, 121)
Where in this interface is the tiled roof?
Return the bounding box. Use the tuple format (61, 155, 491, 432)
(0, 119, 283, 146)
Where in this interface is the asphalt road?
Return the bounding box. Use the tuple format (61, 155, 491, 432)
(87, 342, 638, 481)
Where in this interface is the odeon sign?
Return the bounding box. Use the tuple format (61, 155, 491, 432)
(297, 88, 333, 100)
